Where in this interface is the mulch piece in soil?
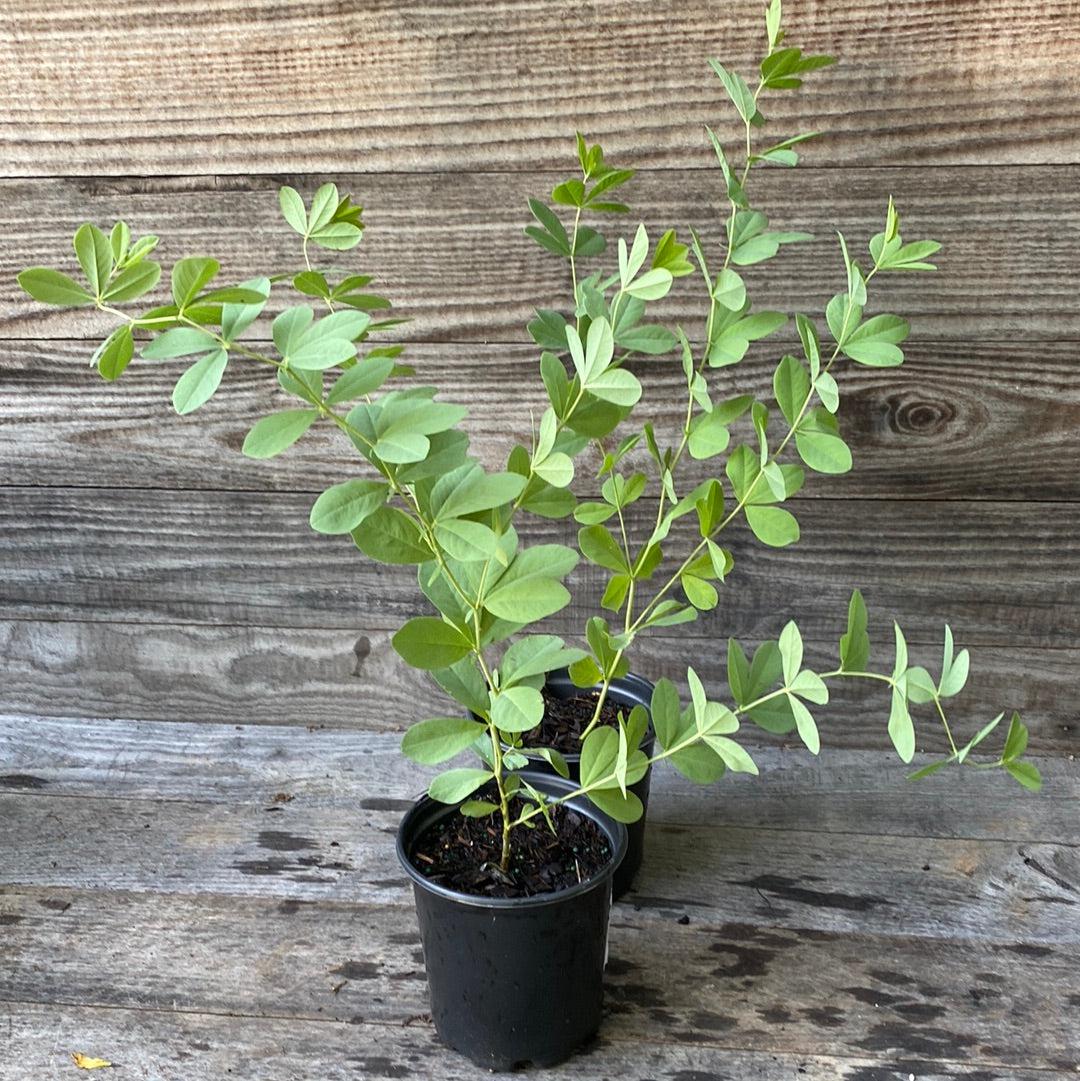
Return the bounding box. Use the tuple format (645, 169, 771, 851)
(520, 688, 622, 754)
(410, 791, 612, 899)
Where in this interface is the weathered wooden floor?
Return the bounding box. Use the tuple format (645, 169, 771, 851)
(1, 715, 1077, 1079)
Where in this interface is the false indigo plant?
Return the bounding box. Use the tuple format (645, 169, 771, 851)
(18, 0, 1040, 878)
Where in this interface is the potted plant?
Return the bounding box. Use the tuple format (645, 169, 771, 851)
(18, 1, 1041, 1069)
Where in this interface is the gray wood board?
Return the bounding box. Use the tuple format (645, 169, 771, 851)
(5, 1001, 1065, 1081)
(1, 622, 1074, 756)
(2, 885, 1077, 1070)
(1, 716, 1074, 842)
(2, 789, 1076, 944)
(1, 487, 1076, 649)
(2, 168, 1078, 343)
(5, 340, 1080, 501)
(0, 1, 1076, 175)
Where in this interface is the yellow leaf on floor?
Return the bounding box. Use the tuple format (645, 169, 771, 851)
(71, 1052, 112, 1069)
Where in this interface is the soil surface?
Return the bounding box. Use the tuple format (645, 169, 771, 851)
(521, 689, 622, 754)
(409, 791, 612, 898)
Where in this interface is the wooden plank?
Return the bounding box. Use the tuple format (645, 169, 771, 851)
(2, 886, 1076, 1069)
(1, 487, 1077, 649)
(5, 1003, 1059, 1081)
(0, 1, 1076, 176)
(2, 167, 1078, 343)
(0, 615, 1074, 755)
(1, 789, 1076, 944)
(1, 716, 1074, 841)
(5, 339, 1080, 501)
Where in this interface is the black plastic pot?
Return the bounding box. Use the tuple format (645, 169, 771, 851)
(397, 771, 628, 1070)
(524, 669, 655, 899)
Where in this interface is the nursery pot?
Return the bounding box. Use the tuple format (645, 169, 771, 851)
(528, 668, 656, 898)
(396, 771, 628, 1070)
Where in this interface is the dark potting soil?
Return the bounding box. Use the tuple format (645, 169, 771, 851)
(409, 792, 612, 899)
(521, 688, 622, 754)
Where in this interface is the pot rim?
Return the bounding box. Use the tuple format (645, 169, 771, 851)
(396, 769, 628, 911)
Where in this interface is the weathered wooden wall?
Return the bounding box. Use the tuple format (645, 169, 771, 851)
(1, 0, 1078, 759)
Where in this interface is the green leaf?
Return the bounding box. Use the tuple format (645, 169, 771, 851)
(438, 471, 526, 520)
(671, 742, 726, 784)
(526, 198, 571, 257)
(325, 357, 395, 403)
(483, 545, 578, 622)
(705, 735, 758, 775)
(587, 786, 644, 823)
(18, 267, 94, 306)
(795, 416, 852, 474)
(432, 659, 491, 717)
(839, 589, 870, 672)
(773, 354, 810, 426)
(309, 478, 388, 535)
(279, 186, 308, 234)
(171, 257, 220, 310)
(580, 726, 619, 788)
(788, 695, 820, 755)
(241, 409, 318, 459)
(796, 313, 821, 376)
(1004, 760, 1042, 792)
(353, 506, 433, 564)
(907, 757, 954, 781)
(533, 451, 575, 488)
(905, 666, 937, 706)
(650, 678, 680, 749)
(708, 58, 758, 124)
(682, 573, 718, 610)
(826, 293, 860, 346)
(791, 670, 829, 705)
(778, 620, 803, 685)
(688, 410, 731, 460)
(587, 368, 642, 406)
(624, 267, 673, 301)
(103, 260, 162, 303)
(220, 276, 270, 341)
(939, 626, 970, 698)
(842, 314, 910, 367)
(142, 327, 218, 359)
(501, 635, 586, 685)
(491, 685, 544, 733)
(955, 712, 1003, 765)
(73, 223, 114, 296)
(435, 519, 500, 563)
(93, 326, 135, 381)
(172, 348, 228, 414)
(712, 267, 746, 311)
(307, 183, 339, 232)
(888, 685, 916, 763)
(428, 768, 493, 804)
(1002, 712, 1029, 762)
(310, 222, 362, 251)
(402, 717, 487, 765)
(578, 525, 629, 573)
(460, 800, 499, 818)
(745, 505, 799, 547)
(392, 617, 473, 671)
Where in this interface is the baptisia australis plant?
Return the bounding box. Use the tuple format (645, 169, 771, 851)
(18, 0, 1040, 881)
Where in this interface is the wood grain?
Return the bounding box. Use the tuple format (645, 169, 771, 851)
(2, 623, 1075, 758)
(2, 167, 1078, 343)
(2, 487, 1076, 648)
(2, 788, 1076, 944)
(5, 339, 1080, 501)
(0, 1, 1076, 176)
(6, 1001, 1059, 1081)
(3, 885, 1076, 1069)
(2, 717, 1074, 841)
